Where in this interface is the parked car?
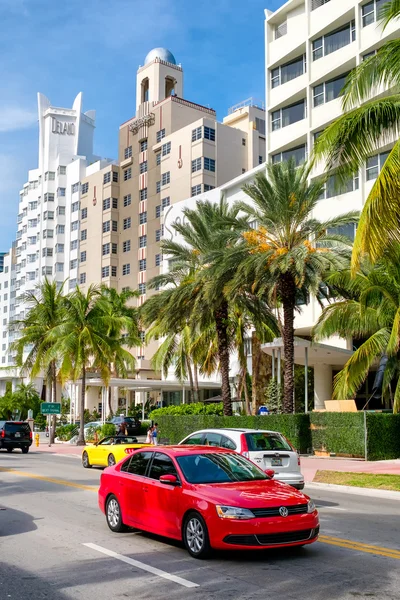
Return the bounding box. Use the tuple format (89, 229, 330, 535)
(0, 421, 33, 453)
(98, 445, 319, 558)
(110, 416, 141, 436)
(82, 436, 150, 468)
(178, 428, 304, 489)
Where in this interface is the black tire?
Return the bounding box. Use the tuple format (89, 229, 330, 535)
(7, 448, 13, 453)
(108, 454, 116, 467)
(82, 451, 92, 469)
(105, 494, 128, 533)
(183, 512, 212, 559)
(22, 447, 29, 454)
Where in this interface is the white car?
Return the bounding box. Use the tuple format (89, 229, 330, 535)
(179, 428, 304, 489)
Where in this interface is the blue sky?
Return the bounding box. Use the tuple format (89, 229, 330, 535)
(0, 0, 283, 250)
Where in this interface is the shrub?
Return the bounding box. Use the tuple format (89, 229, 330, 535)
(265, 379, 283, 414)
(149, 402, 223, 419)
(85, 425, 102, 442)
(101, 423, 116, 438)
(55, 424, 78, 441)
(366, 413, 400, 460)
(310, 412, 365, 457)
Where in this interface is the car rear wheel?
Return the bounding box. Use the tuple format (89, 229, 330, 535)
(183, 512, 211, 559)
(82, 451, 92, 469)
(7, 448, 13, 453)
(108, 454, 116, 467)
(106, 495, 128, 533)
(22, 447, 29, 454)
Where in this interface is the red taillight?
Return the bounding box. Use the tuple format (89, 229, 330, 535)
(240, 433, 249, 458)
(1, 430, 4, 438)
(298, 454, 301, 466)
(29, 431, 32, 440)
(124, 448, 135, 455)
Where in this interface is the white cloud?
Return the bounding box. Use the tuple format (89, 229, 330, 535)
(0, 107, 37, 132)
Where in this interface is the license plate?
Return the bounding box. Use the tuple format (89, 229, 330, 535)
(271, 457, 282, 466)
(15, 432, 21, 438)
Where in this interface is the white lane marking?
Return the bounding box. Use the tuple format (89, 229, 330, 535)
(83, 542, 199, 588)
(317, 506, 348, 512)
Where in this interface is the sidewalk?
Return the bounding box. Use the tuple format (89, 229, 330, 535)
(301, 456, 400, 482)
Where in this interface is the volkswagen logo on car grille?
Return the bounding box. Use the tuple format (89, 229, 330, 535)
(279, 506, 289, 517)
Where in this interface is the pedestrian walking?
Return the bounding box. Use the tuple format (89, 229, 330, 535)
(146, 426, 152, 444)
(152, 423, 158, 446)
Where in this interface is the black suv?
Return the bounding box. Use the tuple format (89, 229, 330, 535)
(111, 416, 141, 435)
(0, 421, 32, 453)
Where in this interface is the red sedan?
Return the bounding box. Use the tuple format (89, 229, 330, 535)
(98, 446, 319, 559)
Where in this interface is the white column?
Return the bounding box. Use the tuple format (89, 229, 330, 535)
(314, 365, 332, 411)
(277, 349, 281, 385)
(304, 347, 309, 414)
(182, 387, 185, 404)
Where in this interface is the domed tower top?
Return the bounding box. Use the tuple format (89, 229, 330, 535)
(144, 48, 177, 66)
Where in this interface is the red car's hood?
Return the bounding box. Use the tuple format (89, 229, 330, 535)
(191, 479, 308, 507)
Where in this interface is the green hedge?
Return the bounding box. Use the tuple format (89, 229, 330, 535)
(310, 412, 365, 457)
(149, 403, 223, 418)
(155, 414, 311, 454)
(366, 413, 400, 460)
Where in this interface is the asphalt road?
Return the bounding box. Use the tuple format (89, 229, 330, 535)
(1, 450, 400, 600)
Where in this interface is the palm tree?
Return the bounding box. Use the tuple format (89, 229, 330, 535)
(11, 278, 66, 443)
(313, 248, 400, 413)
(235, 160, 357, 413)
(313, 1, 400, 269)
(48, 285, 135, 445)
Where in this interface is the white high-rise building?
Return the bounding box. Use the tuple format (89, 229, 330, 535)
(0, 93, 113, 389)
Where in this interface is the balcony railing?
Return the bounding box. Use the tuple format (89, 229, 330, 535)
(311, 0, 331, 10)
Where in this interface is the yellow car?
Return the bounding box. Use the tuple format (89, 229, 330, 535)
(82, 436, 151, 468)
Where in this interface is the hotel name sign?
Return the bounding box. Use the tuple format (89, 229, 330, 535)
(52, 118, 75, 135)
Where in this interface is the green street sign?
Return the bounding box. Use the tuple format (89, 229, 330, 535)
(40, 402, 61, 415)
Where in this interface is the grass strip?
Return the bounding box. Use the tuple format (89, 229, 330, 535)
(314, 470, 400, 492)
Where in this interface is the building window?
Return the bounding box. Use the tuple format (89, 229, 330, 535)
(313, 72, 349, 107)
(44, 193, 54, 202)
(140, 188, 147, 201)
(161, 171, 170, 186)
(102, 243, 110, 255)
(192, 126, 202, 142)
(271, 54, 306, 88)
(156, 152, 161, 165)
(162, 197, 170, 209)
(272, 144, 307, 166)
(156, 129, 166, 143)
(72, 201, 79, 212)
(111, 266, 117, 277)
(366, 151, 390, 181)
(192, 157, 202, 173)
(124, 167, 132, 180)
(42, 266, 53, 275)
(139, 161, 148, 174)
(204, 157, 216, 172)
(156, 181, 161, 193)
(57, 206, 65, 216)
(204, 184, 215, 191)
(123, 263, 131, 275)
(81, 208, 88, 219)
(55, 243, 64, 253)
(70, 259, 78, 270)
(312, 21, 355, 61)
(139, 211, 147, 224)
(112, 243, 118, 254)
(113, 171, 119, 183)
(155, 229, 161, 242)
(138, 283, 146, 295)
(204, 126, 215, 141)
(123, 240, 131, 252)
(242, 138, 246, 146)
(362, 0, 388, 27)
(124, 146, 132, 159)
(123, 217, 131, 230)
(112, 220, 118, 232)
(80, 273, 86, 284)
(103, 172, 111, 184)
(259, 156, 263, 165)
(112, 198, 118, 209)
(103, 221, 111, 233)
(102, 266, 110, 278)
(58, 165, 67, 175)
(155, 253, 161, 266)
(156, 205, 161, 218)
(318, 173, 359, 199)
(103, 198, 111, 210)
(192, 185, 202, 197)
(138, 259, 146, 272)
(43, 229, 54, 238)
(72, 182, 80, 194)
(56, 224, 65, 235)
(71, 221, 79, 231)
(80, 251, 86, 263)
(124, 194, 132, 207)
(274, 20, 287, 39)
(139, 235, 147, 248)
(311, 0, 330, 9)
(57, 187, 66, 197)
(327, 223, 356, 242)
(45, 171, 55, 181)
(42, 248, 53, 257)
(140, 139, 148, 152)
(363, 50, 377, 61)
(162, 141, 171, 156)
(81, 229, 87, 241)
(81, 182, 89, 194)
(71, 239, 78, 250)
(271, 99, 306, 131)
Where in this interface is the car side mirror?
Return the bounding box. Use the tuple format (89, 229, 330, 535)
(265, 469, 275, 479)
(159, 474, 179, 486)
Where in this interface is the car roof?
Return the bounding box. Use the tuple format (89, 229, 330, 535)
(184, 428, 282, 435)
(139, 445, 235, 456)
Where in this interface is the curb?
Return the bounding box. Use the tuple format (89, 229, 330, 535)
(306, 481, 400, 500)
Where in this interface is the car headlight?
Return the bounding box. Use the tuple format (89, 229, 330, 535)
(216, 505, 255, 520)
(307, 500, 316, 513)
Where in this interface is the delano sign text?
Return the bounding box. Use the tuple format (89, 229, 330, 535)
(52, 118, 75, 135)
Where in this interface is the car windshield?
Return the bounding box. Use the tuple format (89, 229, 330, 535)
(5, 422, 30, 434)
(245, 432, 292, 452)
(176, 452, 268, 484)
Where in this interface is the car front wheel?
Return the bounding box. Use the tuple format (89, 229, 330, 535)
(183, 512, 211, 559)
(82, 451, 92, 468)
(106, 495, 128, 533)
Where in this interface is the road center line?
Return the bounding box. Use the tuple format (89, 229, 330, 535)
(319, 535, 400, 560)
(83, 542, 199, 588)
(0, 467, 97, 492)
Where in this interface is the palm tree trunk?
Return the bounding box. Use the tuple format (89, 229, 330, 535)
(77, 365, 86, 446)
(193, 362, 200, 403)
(214, 301, 232, 416)
(50, 360, 57, 444)
(185, 357, 195, 403)
(108, 386, 112, 417)
(280, 274, 296, 414)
